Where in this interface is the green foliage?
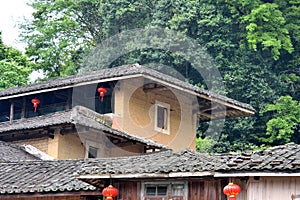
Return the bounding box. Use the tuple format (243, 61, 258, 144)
(243, 3, 293, 60)
(196, 136, 215, 153)
(21, 0, 300, 152)
(260, 96, 300, 144)
(21, 0, 154, 78)
(0, 33, 33, 90)
(0, 60, 31, 90)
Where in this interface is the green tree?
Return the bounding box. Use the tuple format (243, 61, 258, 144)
(0, 32, 33, 90)
(260, 96, 300, 145)
(21, 0, 153, 78)
(22, 0, 300, 152)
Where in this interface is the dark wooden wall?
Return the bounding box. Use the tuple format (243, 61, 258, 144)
(118, 181, 141, 200)
(116, 179, 227, 200)
(188, 180, 226, 200)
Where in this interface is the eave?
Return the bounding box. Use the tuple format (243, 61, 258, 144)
(214, 172, 300, 177)
(0, 64, 255, 121)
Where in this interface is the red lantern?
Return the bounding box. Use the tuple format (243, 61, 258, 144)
(102, 185, 118, 200)
(31, 98, 40, 113)
(97, 87, 107, 102)
(223, 183, 241, 200)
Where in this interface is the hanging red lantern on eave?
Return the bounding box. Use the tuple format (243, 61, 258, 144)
(31, 98, 40, 113)
(97, 86, 107, 102)
(102, 185, 118, 200)
(223, 182, 240, 200)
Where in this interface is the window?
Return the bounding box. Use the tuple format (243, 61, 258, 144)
(155, 101, 170, 134)
(172, 184, 184, 196)
(145, 185, 168, 196)
(88, 146, 99, 158)
(85, 141, 101, 158)
(143, 182, 186, 200)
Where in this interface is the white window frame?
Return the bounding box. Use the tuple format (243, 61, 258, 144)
(85, 140, 101, 158)
(154, 101, 170, 134)
(141, 181, 188, 200)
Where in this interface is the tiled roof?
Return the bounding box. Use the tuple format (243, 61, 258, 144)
(0, 64, 255, 114)
(215, 143, 300, 172)
(77, 143, 300, 177)
(0, 159, 96, 194)
(0, 111, 72, 133)
(77, 149, 223, 176)
(0, 141, 40, 162)
(72, 106, 168, 149)
(1, 143, 300, 195)
(0, 106, 167, 149)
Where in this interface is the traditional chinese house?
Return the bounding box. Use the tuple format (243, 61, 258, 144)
(0, 64, 254, 158)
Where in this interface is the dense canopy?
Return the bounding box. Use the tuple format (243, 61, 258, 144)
(1, 0, 299, 152)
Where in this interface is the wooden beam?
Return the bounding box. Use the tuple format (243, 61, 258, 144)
(78, 171, 214, 180)
(0, 74, 141, 100)
(66, 89, 72, 111)
(143, 85, 168, 93)
(198, 111, 212, 119)
(199, 105, 218, 113)
(21, 97, 26, 119)
(9, 102, 14, 124)
(214, 172, 300, 177)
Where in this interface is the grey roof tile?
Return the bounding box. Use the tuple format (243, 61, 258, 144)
(77, 149, 223, 176)
(0, 141, 40, 162)
(215, 143, 300, 172)
(77, 143, 300, 177)
(0, 160, 96, 194)
(0, 64, 255, 113)
(2, 143, 300, 195)
(0, 106, 167, 149)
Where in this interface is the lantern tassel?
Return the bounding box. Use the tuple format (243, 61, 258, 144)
(33, 104, 37, 112)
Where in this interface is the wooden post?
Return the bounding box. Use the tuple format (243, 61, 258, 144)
(21, 97, 26, 119)
(9, 102, 14, 124)
(66, 89, 71, 111)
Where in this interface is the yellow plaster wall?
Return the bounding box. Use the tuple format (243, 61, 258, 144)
(11, 136, 49, 154)
(114, 78, 197, 151)
(56, 133, 85, 159)
(10, 128, 147, 159)
(79, 129, 145, 158)
(106, 144, 145, 157)
(12, 130, 85, 159)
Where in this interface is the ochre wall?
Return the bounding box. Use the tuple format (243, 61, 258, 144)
(107, 144, 145, 157)
(56, 132, 85, 159)
(79, 129, 145, 158)
(46, 131, 85, 159)
(11, 127, 146, 159)
(12, 130, 85, 160)
(114, 78, 197, 151)
(12, 136, 49, 154)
